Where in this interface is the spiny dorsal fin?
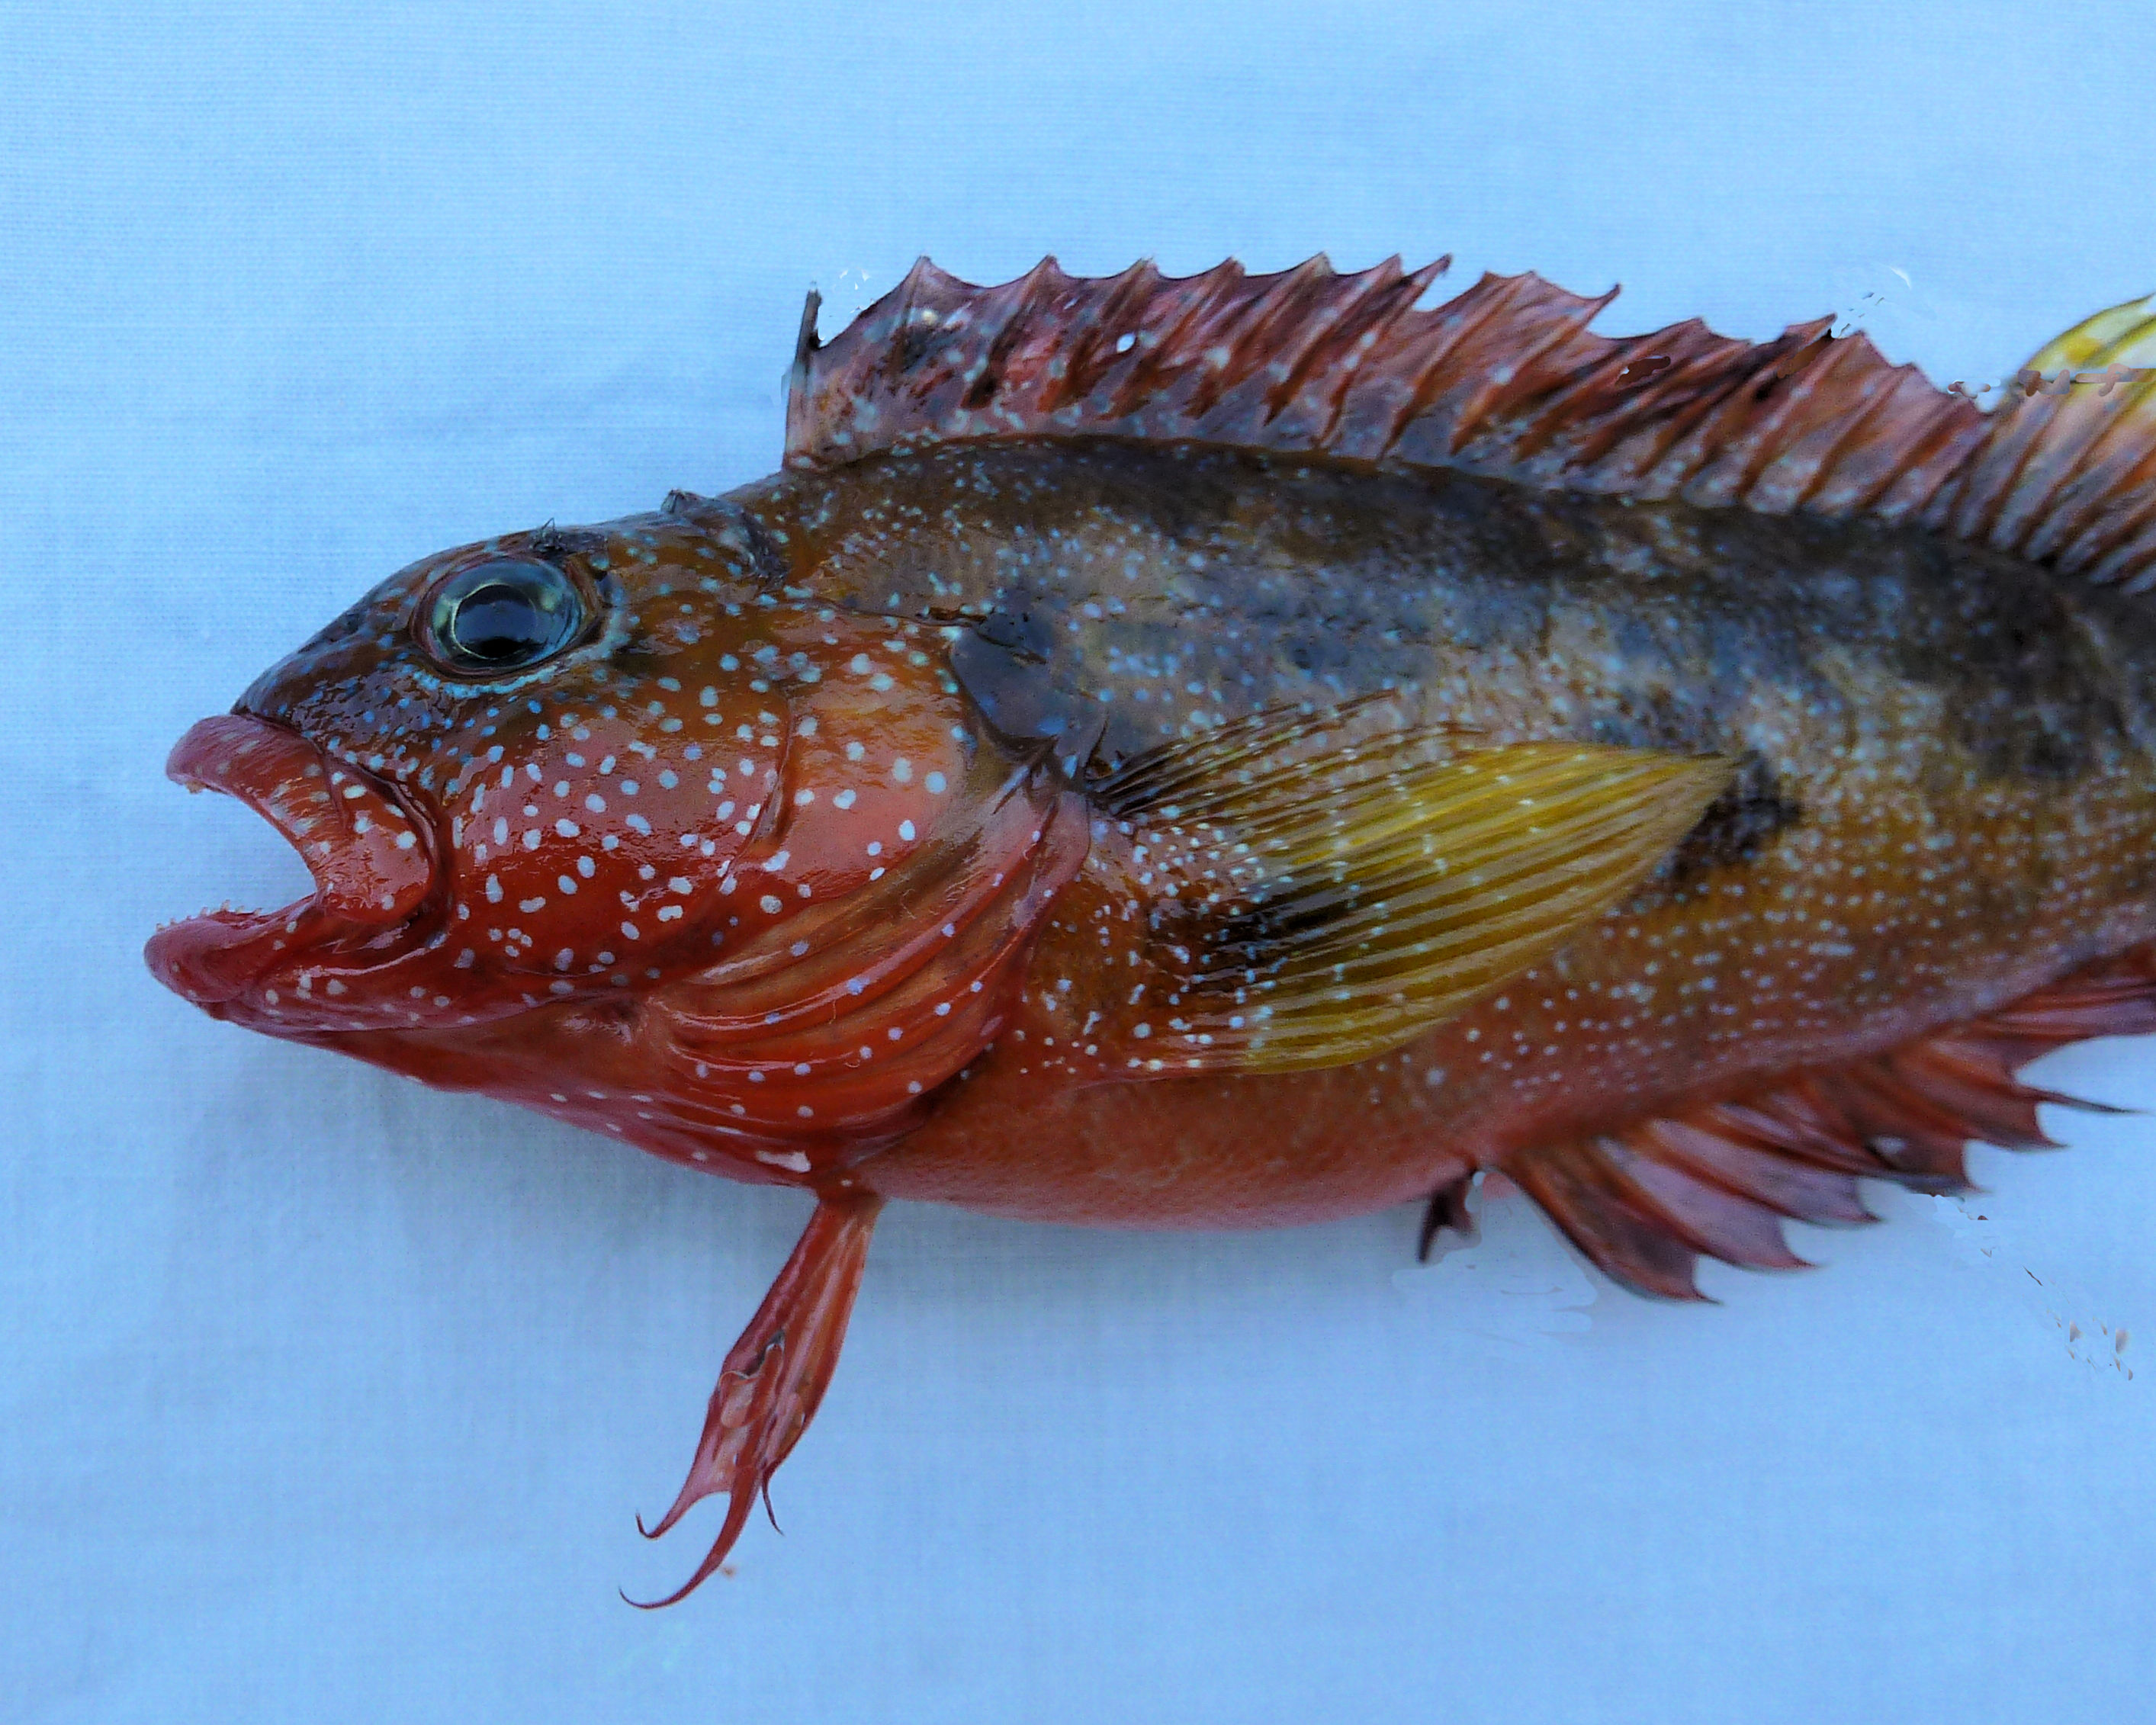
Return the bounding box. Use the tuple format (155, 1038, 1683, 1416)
(1075, 699, 1733, 1075)
(1495, 943, 2156, 1299)
(787, 256, 2156, 590)
(1930, 297, 2156, 588)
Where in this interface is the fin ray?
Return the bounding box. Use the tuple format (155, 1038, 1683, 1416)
(1506, 1141, 1711, 1302)
(790, 256, 2156, 590)
(1092, 701, 1732, 1075)
(1502, 946, 2155, 1299)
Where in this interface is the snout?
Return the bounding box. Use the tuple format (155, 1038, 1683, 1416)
(147, 714, 437, 1013)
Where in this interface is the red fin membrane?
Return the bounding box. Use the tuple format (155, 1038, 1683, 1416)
(1498, 948, 2156, 1299)
(789, 257, 2156, 590)
(630, 1194, 882, 1607)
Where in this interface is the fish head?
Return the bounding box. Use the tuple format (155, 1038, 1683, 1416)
(148, 496, 1086, 1162)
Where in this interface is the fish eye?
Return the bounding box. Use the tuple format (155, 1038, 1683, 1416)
(422, 561, 585, 673)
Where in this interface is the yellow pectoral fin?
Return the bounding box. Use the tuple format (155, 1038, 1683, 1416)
(1094, 712, 1733, 1076)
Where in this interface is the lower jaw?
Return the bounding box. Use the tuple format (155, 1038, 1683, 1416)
(146, 898, 326, 1012)
(145, 899, 442, 1032)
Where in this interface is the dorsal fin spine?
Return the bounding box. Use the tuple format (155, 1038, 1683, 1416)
(1447, 278, 1621, 458)
(1946, 384, 2065, 548)
(1106, 260, 1239, 419)
(1807, 371, 1963, 518)
(1133, 259, 1247, 416)
(1772, 355, 1901, 513)
(1688, 329, 1844, 506)
(2055, 397, 2156, 580)
(788, 252, 2156, 590)
(1194, 256, 1338, 422)
(1989, 384, 2141, 554)
(2024, 381, 2156, 562)
(1496, 317, 1705, 468)
(1670, 326, 1838, 507)
(1049, 259, 1154, 413)
(962, 257, 1066, 414)
(1084, 259, 1168, 416)
(1264, 255, 1432, 439)
(1546, 323, 1807, 500)
(1744, 336, 1901, 511)
(1367, 271, 1531, 461)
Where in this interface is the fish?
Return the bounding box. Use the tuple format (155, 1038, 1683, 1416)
(147, 252, 2156, 1603)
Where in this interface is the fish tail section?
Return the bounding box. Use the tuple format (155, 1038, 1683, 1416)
(1493, 944, 2156, 1299)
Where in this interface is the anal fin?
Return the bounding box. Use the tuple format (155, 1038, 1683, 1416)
(1502, 945, 2156, 1299)
(1507, 1139, 1723, 1302)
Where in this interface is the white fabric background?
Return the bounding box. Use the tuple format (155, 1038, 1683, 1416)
(6, 4, 2154, 1720)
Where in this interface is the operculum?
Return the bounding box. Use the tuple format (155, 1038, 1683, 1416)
(644, 638, 1089, 1169)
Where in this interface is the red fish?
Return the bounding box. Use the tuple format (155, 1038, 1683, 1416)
(149, 253, 2156, 1602)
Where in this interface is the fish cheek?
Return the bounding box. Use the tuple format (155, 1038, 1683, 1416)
(739, 683, 986, 950)
(434, 709, 782, 992)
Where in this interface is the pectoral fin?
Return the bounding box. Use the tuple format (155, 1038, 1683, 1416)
(1087, 701, 1733, 1075)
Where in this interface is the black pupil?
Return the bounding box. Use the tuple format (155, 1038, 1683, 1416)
(453, 583, 554, 660)
(429, 561, 580, 670)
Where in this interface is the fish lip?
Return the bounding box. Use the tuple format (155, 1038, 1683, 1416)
(146, 712, 439, 1011)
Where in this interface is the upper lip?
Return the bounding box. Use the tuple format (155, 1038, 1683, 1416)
(166, 713, 432, 923)
(146, 714, 437, 1009)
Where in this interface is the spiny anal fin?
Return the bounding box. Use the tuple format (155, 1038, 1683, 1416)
(1499, 946, 2156, 1300)
(1088, 699, 1733, 1075)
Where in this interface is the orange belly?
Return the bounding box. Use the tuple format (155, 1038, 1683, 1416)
(864, 783, 2156, 1229)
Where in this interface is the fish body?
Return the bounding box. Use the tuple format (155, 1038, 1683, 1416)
(728, 439, 2156, 1226)
(149, 255, 2156, 1598)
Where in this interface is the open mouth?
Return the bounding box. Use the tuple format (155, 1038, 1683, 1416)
(145, 714, 438, 1018)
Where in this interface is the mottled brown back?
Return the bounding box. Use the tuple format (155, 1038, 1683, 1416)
(786, 255, 2156, 592)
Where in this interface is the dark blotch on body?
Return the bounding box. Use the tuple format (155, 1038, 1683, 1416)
(1666, 753, 1803, 888)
